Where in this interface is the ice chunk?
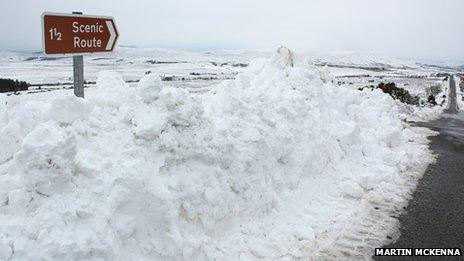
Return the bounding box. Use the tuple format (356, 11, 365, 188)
(0, 242, 12, 260)
(48, 96, 93, 124)
(15, 121, 76, 194)
(276, 46, 294, 67)
(137, 74, 162, 103)
(96, 70, 126, 92)
(94, 71, 132, 108)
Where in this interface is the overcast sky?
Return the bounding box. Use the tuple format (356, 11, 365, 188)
(0, 0, 463, 61)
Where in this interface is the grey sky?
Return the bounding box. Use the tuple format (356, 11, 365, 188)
(0, 0, 463, 61)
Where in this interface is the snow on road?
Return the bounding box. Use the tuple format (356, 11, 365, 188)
(0, 53, 435, 260)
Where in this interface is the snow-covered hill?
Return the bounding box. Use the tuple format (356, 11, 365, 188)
(1, 47, 461, 90)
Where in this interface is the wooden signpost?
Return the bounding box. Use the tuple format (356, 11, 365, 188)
(42, 12, 119, 97)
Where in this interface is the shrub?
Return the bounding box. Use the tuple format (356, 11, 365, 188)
(376, 82, 420, 105)
(0, 78, 30, 93)
(427, 94, 437, 105)
(429, 85, 441, 96)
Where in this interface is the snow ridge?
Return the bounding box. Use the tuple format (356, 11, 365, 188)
(0, 54, 432, 260)
(455, 75, 464, 110)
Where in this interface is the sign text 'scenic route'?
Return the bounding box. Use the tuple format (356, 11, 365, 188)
(42, 12, 118, 55)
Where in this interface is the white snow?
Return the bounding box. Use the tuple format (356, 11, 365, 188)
(387, 78, 450, 122)
(48, 96, 94, 124)
(455, 75, 464, 110)
(0, 53, 434, 260)
(137, 73, 163, 103)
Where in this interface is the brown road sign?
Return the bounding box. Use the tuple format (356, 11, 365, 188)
(42, 12, 119, 55)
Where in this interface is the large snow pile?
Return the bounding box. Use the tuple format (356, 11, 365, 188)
(0, 54, 432, 260)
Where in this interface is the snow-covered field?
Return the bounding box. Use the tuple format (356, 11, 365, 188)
(0, 48, 461, 260)
(0, 47, 265, 86)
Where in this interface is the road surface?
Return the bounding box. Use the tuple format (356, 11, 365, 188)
(375, 76, 464, 260)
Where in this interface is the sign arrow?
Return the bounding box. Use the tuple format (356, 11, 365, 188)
(105, 21, 117, 51)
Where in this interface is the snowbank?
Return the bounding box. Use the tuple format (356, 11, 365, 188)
(456, 75, 464, 110)
(0, 54, 432, 260)
(399, 79, 450, 122)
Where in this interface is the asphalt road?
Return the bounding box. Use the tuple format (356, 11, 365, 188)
(375, 76, 464, 260)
